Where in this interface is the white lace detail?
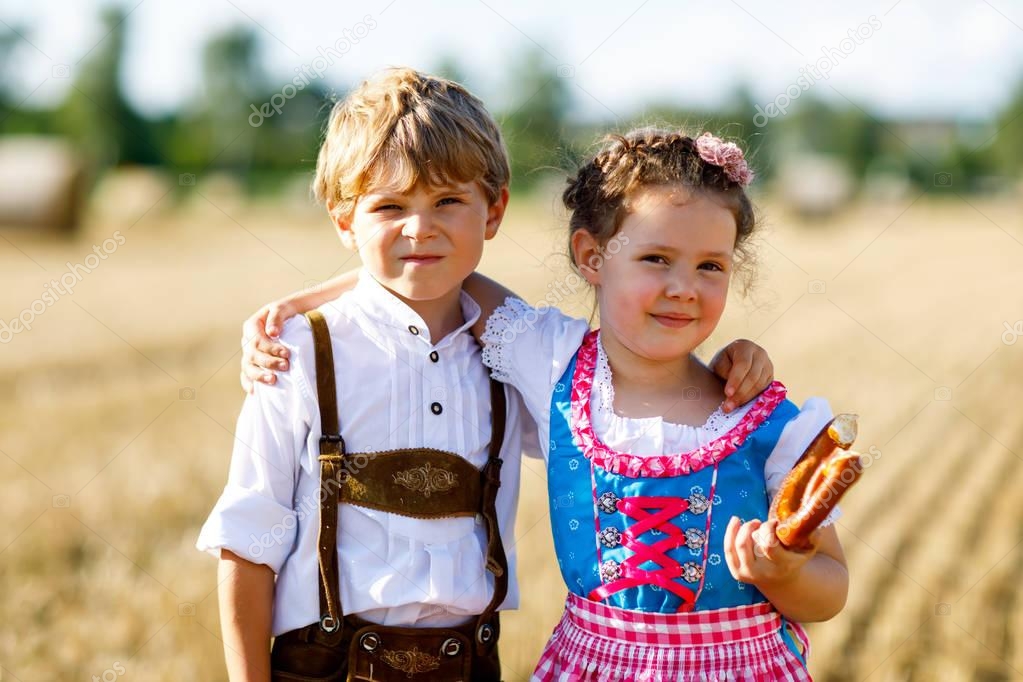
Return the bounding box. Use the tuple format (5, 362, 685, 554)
(702, 405, 744, 436)
(593, 336, 748, 437)
(593, 338, 616, 416)
(480, 297, 535, 382)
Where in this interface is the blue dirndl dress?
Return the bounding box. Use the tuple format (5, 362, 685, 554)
(532, 331, 814, 682)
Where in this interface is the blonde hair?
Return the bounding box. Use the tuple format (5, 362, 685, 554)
(313, 67, 510, 220)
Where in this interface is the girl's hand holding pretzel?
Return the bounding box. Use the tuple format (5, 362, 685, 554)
(723, 516, 821, 589)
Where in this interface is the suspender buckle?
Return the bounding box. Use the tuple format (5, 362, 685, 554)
(359, 632, 380, 651)
(319, 433, 346, 457)
(476, 622, 495, 645)
(320, 614, 340, 633)
(485, 556, 505, 577)
(482, 457, 503, 486)
(441, 637, 462, 656)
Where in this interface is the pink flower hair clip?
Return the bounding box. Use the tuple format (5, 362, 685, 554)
(695, 132, 754, 186)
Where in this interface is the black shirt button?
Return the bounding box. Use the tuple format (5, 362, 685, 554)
(430, 402, 443, 415)
(408, 325, 419, 335)
(429, 351, 439, 363)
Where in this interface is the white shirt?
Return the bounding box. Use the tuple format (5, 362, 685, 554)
(197, 272, 537, 636)
(480, 297, 841, 522)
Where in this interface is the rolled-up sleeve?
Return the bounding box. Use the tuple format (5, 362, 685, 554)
(196, 318, 315, 574)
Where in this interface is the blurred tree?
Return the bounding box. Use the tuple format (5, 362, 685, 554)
(432, 54, 470, 88)
(718, 85, 771, 179)
(782, 97, 841, 155)
(946, 145, 991, 191)
(773, 95, 885, 182)
(0, 26, 57, 135)
(179, 26, 334, 188)
(993, 77, 1023, 175)
(497, 47, 574, 188)
(0, 28, 18, 105)
(247, 79, 333, 192)
(836, 108, 883, 181)
(54, 7, 160, 166)
(3, 11, 1017, 198)
(187, 27, 265, 172)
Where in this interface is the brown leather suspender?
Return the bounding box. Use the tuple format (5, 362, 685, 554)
(304, 310, 508, 649)
(475, 378, 507, 653)
(307, 310, 346, 640)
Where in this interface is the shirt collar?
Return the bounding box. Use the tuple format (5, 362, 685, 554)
(352, 269, 481, 347)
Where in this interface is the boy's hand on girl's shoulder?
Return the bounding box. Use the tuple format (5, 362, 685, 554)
(240, 303, 296, 394)
(710, 339, 774, 413)
(722, 516, 819, 589)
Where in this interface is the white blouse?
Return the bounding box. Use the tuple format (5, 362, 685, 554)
(480, 298, 840, 523)
(197, 271, 537, 636)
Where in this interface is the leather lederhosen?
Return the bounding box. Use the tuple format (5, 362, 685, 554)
(270, 310, 508, 682)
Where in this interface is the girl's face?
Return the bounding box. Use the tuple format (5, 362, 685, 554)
(574, 184, 737, 363)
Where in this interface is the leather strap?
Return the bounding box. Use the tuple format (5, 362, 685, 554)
(474, 378, 508, 654)
(304, 309, 510, 653)
(306, 310, 346, 643)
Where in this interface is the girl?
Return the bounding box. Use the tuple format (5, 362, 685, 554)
(243, 129, 847, 679)
(472, 129, 848, 680)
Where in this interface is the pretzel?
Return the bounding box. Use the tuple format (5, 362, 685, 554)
(769, 413, 862, 551)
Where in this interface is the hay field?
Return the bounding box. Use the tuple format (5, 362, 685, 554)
(2, 187, 1022, 681)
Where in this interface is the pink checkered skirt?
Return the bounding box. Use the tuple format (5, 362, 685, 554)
(531, 593, 812, 682)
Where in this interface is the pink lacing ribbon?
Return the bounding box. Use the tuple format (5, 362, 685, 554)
(589, 496, 699, 607)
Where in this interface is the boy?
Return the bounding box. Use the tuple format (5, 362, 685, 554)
(200, 67, 773, 682)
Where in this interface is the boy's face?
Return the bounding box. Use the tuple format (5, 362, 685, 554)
(336, 180, 508, 305)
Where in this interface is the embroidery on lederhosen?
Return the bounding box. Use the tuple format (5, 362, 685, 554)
(342, 474, 368, 500)
(379, 645, 442, 675)
(392, 462, 459, 498)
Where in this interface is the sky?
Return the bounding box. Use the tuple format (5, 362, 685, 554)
(3, 0, 1023, 122)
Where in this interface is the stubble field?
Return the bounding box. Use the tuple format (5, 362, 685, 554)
(2, 186, 1022, 680)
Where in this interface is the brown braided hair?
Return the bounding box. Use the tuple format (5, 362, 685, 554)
(563, 127, 760, 295)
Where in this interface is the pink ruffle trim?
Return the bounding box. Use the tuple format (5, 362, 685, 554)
(569, 331, 787, 478)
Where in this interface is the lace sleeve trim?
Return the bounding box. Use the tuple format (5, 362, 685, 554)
(480, 297, 536, 382)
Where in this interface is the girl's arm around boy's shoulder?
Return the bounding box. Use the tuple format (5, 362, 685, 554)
(461, 271, 523, 342)
(462, 271, 589, 411)
(238, 270, 776, 413)
(240, 270, 360, 393)
(462, 272, 778, 416)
